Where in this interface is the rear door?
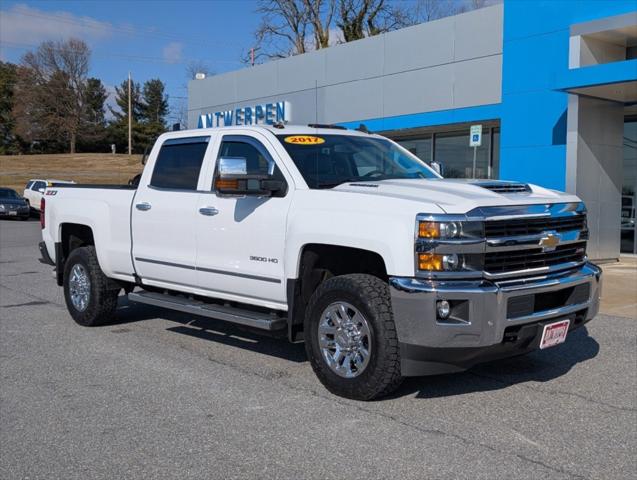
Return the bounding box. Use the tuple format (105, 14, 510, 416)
(131, 136, 211, 288)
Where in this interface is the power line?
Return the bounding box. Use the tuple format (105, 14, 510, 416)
(1, 41, 241, 67)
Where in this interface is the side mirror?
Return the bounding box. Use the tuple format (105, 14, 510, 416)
(141, 147, 149, 165)
(215, 157, 285, 196)
(430, 161, 443, 175)
(38, 188, 45, 193)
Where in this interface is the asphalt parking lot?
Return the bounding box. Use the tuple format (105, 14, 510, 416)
(1, 219, 635, 480)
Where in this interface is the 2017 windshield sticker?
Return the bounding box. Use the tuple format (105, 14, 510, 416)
(284, 135, 325, 145)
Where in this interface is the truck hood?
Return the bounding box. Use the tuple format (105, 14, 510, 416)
(332, 179, 581, 214)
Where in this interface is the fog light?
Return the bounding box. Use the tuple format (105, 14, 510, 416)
(437, 300, 451, 319)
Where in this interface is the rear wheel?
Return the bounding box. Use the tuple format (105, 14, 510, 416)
(63, 246, 119, 326)
(305, 274, 403, 400)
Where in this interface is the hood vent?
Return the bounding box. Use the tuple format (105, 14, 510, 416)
(475, 181, 532, 194)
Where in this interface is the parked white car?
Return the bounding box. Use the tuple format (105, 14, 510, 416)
(39, 125, 601, 400)
(23, 179, 74, 211)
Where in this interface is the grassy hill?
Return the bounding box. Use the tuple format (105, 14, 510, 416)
(0, 153, 144, 192)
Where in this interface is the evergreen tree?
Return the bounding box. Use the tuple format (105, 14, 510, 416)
(0, 61, 20, 154)
(140, 78, 168, 145)
(108, 78, 143, 152)
(78, 77, 108, 152)
(141, 79, 168, 126)
(84, 78, 107, 126)
(109, 78, 142, 123)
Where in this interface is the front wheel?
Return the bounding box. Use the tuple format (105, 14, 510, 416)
(305, 274, 403, 400)
(63, 246, 120, 326)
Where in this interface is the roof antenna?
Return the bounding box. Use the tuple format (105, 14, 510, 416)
(356, 124, 370, 134)
(272, 121, 285, 129)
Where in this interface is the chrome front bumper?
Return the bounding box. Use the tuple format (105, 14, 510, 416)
(389, 262, 602, 376)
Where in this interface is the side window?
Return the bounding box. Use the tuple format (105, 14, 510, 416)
(25, 181, 34, 189)
(33, 181, 46, 191)
(150, 137, 210, 190)
(218, 141, 273, 176)
(214, 136, 285, 185)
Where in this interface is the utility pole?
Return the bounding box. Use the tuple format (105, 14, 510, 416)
(127, 71, 132, 155)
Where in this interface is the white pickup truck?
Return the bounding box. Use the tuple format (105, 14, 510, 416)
(39, 125, 602, 400)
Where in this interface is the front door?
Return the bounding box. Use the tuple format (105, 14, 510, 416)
(195, 133, 293, 308)
(132, 136, 211, 288)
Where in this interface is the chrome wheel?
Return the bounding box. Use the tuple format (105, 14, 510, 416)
(318, 302, 372, 378)
(69, 264, 91, 312)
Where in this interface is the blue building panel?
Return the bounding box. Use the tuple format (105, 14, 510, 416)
(555, 59, 637, 91)
(500, 145, 567, 191)
(339, 104, 501, 132)
(500, 0, 637, 190)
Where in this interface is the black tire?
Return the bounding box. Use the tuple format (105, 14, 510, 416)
(305, 274, 403, 400)
(63, 246, 120, 326)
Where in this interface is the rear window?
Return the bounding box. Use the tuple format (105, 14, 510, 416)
(150, 137, 210, 190)
(0, 189, 19, 198)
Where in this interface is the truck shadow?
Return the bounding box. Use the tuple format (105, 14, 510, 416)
(113, 296, 307, 363)
(113, 296, 600, 396)
(389, 327, 600, 400)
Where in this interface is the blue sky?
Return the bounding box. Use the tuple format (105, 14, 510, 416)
(0, 0, 493, 124)
(0, 0, 262, 124)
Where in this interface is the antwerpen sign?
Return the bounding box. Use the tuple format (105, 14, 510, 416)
(198, 101, 290, 128)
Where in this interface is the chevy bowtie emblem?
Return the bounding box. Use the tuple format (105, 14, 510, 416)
(539, 233, 560, 251)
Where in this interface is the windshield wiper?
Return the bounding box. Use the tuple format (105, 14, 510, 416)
(316, 178, 365, 189)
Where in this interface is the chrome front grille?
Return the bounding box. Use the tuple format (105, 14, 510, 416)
(485, 214, 587, 238)
(414, 203, 589, 281)
(485, 241, 587, 274)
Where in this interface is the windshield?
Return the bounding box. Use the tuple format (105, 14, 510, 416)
(0, 189, 19, 199)
(276, 134, 439, 189)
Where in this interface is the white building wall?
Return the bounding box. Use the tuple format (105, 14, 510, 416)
(188, 4, 504, 128)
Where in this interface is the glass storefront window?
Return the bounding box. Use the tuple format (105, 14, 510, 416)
(392, 125, 499, 180)
(492, 128, 500, 179)
(434, 130, 491, 179)
(398, 136, 432, 165)
(621, 119, 636, 254)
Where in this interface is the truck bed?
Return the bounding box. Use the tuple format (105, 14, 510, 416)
(42, 185, 137, 283)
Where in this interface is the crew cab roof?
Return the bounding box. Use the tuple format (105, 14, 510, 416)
(159, 124, 380, 140)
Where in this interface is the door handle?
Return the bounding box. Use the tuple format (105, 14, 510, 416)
(136, 202, 152, 211)
(199, 206, 219, 216)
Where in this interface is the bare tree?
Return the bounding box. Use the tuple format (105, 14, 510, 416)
(247, 0, 490, 62)
(14, 38, 90, 153)
(337, 0, 411, 41)
(186, 60, 212, 80)
(413, 0, 495, 24)
(251, 0, 311, 60)
(304, 0, 336, 49)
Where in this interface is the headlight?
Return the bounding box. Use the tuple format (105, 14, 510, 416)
(416, 217, 484, 274)
(417, 253, 466, 271)
(418, 220, 483, 239)
(0, 204, 5, 211)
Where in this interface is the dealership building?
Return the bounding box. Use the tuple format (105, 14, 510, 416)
(188, 1, 637, 261)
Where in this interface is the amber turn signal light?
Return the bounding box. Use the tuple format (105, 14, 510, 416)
(215, 178, 239, 190)
(418, 253, 443, 271)
(418, 221, 440, 238)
